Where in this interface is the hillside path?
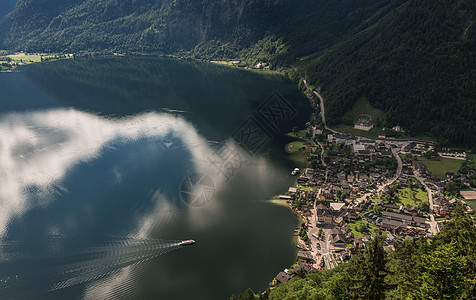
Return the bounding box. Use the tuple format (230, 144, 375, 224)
(413, 172, 438, 235)
(302, 79, 337, 133)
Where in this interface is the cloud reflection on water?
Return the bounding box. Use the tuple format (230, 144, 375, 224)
(0, 107, 291, 298)
(0, 108, 223, 239)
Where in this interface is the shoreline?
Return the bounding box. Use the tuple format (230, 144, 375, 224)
(0, 52, 73, 72)
(208, 60, 283, 75)
(267, 199, 307, 254)
(270, 199, 307, 227)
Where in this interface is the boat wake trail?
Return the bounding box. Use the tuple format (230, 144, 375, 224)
(0, 236, 184, 297)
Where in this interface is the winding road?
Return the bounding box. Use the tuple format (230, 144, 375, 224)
(302, 79, 337, 133)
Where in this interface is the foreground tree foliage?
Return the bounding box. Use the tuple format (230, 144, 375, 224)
(347, 237, 389, 299)
(236, 206, 476, 299)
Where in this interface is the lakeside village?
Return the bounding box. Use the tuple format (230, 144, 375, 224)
(269, 101, 476, 288)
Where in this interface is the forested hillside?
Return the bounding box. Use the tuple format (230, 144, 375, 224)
(0, 0, 474, 148)
(0, 0, 280, 52)
(300, 0, 476, 148)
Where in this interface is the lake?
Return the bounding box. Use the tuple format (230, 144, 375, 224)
(0, 56, 311, 299)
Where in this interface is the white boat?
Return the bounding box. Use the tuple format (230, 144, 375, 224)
(291, 168, 300, 176)
(179, 240, 195, 246)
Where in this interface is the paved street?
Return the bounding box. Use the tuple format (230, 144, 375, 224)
(413, 171, 438, 235)
(302, 79, 336, 133)
(307, 209, 338, 270)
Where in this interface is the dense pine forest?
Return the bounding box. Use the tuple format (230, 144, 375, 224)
(231, 207, 476, 299)
(0, 0, 475, 148)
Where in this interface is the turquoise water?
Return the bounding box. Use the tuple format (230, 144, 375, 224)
(0, 56, 311, 299)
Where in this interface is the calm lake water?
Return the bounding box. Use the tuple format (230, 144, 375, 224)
(0, 56, 311, 299)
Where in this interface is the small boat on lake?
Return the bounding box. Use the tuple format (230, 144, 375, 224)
(179, 240, 195, 246)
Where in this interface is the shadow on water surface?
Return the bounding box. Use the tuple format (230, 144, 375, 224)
(21, 56, 311, 142)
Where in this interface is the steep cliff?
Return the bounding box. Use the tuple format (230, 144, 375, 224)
(0, 0, 281, 52)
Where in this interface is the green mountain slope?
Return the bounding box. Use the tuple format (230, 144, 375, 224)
(0, 0, 474, 148)
(0, 0, 280, 52)
(300, 0, 476, 148)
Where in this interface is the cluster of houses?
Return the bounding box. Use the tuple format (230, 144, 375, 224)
(270, 83, 476, 289)
(438, 151, 466, 159)
(302, 135, 397, 198)
(285, 187, 317, 215)
(296, 168, 326, 185)
(313, 195, 430, 251)
(315, 202, 361, 249)
(401, 142, 432, 157)
(274, 250, 324, 285)
(327, 134, 396, 157)
(362, 210, 427, 232)
(273, 127, 475, 288)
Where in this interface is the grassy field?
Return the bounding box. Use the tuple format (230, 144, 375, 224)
(466, 200, 476, 211)
(285, 129, 315, 169)
(342, 96, 387, 124)
(298, 186, 318, 192)
(396, 187, 428, 207)
(348, 219, 379, 239)
(285, 141, 315, 169)
(0, 53, 65, 71)
(5, 53, 60, 63)
(7, 53, 44, 62)
(414, 156, 463, 178)
(332, 97, 386, 139)
(287, 146, 312, 169)
(287, 141, 306, 152)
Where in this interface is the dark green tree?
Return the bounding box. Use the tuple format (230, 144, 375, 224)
(445, 181, 457, 195)
(348, 237, 388, 299)
(232, 288, 258, 300)
(310, 160, 319, 169)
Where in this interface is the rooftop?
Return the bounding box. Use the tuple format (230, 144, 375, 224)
(329, 202, 346, 212)
(460, 190, 476, 200)
(382, 211, 413, 222)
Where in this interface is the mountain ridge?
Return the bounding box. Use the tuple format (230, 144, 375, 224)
(0, 0, 474, 148)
